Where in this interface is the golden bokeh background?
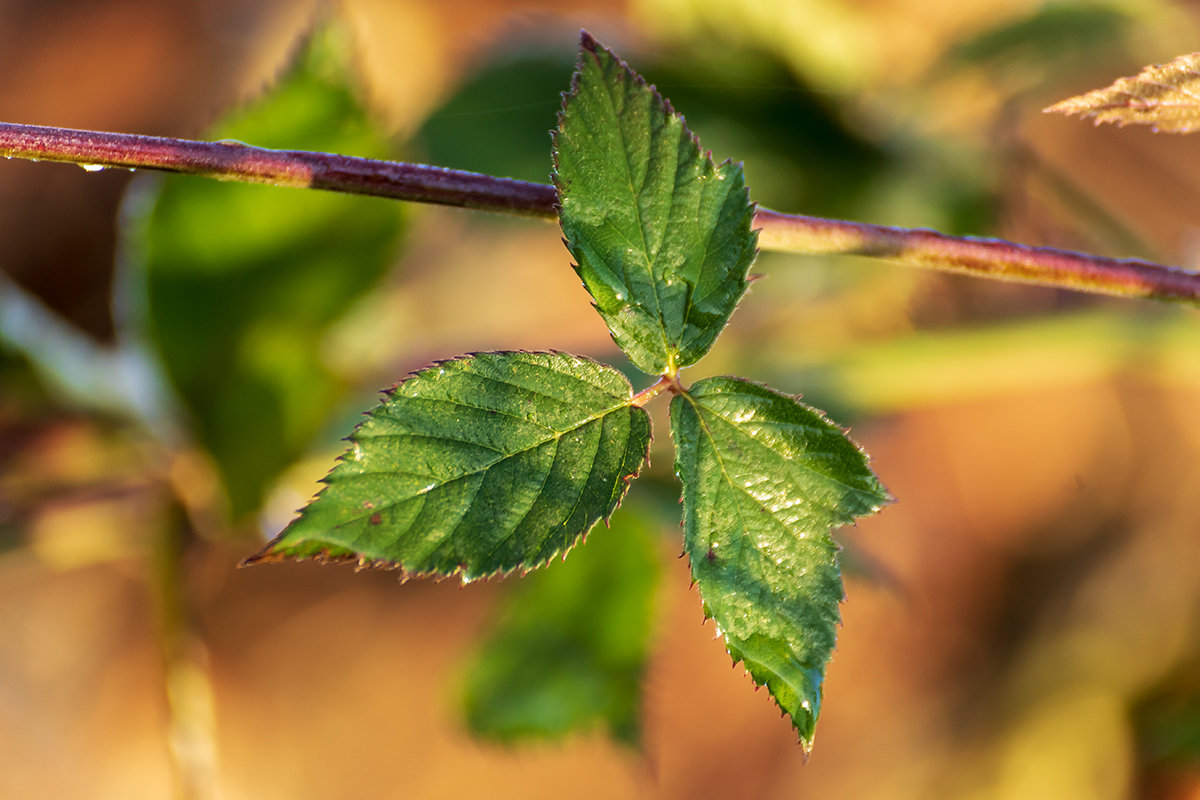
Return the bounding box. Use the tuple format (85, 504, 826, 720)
(2, 1, 1200, 798)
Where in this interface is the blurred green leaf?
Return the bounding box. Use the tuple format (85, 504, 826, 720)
(0, 338, 52, 417)
(126, 25, 405, 517)
(946, 3, 1130, 81)
(417, 41, 889, 215)
(462, 506, 660, 744)
(1136, 666, 1200, 766)
(670, 376, 889, 749)
(247, 352, 651, 579)
(554, 33, 757, 376)
(647, 44, 889, 216)
(416, 53, 567, 183)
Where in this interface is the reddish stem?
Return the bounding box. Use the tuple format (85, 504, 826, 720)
(630, 376, 672, 407)
(0, 121, 557, 215)
(754, 209, 1200, 305)
(2, 120, 1198, 305)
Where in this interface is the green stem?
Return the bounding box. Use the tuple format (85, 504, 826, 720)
(3, 120, 1198, 305)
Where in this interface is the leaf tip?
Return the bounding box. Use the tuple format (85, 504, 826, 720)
(237, 533, 296, 567)
(1041, 97, 1069, 115)
(237, 550, 268, 568)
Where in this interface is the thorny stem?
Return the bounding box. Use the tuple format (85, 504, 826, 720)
(3, 120, 1199, 305)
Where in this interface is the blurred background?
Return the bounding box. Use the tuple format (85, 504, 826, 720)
(2, 0, 1200, 798)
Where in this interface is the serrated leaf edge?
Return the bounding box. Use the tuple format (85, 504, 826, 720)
(672, 375, 892, 748)
(680, 374, 893, 512)
(551, 31, 760, 376)
(242, 350, 652, 583)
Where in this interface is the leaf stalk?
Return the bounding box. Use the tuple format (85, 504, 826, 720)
(629, 375, 673, 407)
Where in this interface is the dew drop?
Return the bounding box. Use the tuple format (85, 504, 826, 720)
(79, 163, 106, 173)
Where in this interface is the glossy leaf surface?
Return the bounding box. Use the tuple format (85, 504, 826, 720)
(248, 352, 651, 579)
(554, 33, 757, 376)
(462, 508, 659, 744)
(670, 376, 889, 749)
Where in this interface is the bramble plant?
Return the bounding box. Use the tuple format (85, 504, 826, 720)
(5, 29, 1200, 757)
(243, 34, 890, 749)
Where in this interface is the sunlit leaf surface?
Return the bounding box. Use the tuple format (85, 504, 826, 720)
(1045, 52, 1200, 133)
(554, 33, 757, 376)
(670, 376, 889, 749)
(248, 352, 651, 579)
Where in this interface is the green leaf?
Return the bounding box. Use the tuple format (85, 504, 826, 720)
(417, 51, 568, 184)
(461, 507, 659, 744)
(554, 32, 758, 376)
(669, 376, 889, 750)
(126, 24, 404, 516)
(947, 3, 1129, 76)
(247, 352, 651, 579)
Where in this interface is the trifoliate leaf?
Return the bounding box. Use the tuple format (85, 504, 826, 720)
(461, 507, 659, 744)
(1045, 52, 1200, 133)
(669, 377, 889, 750)
(554, 32, 758, 376)
(246, 352, 651, 580)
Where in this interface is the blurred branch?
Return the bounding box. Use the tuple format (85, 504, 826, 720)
(152, 508, 219, 800)
(3, 121, 1200, 306)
